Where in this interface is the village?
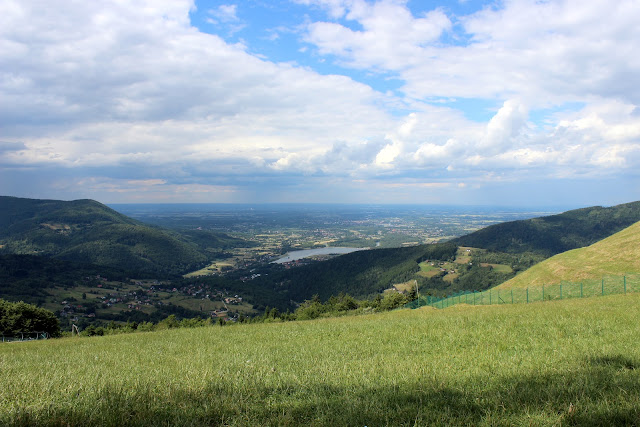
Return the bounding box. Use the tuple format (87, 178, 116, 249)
(52, 275, 251, 327)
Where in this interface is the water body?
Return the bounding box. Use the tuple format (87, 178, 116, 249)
(273, 247, 366, 264)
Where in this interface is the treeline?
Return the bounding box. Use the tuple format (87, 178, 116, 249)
(79, 315, 217, 337)
(76, 290, 418, 337)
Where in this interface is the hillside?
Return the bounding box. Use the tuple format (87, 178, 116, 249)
(250, 243, 459, 301)
(246, 202, 640, 302)
(2, 294, 639, 425)
(451, 200, 640, 257)
(0, 196, 216, 275)
(496, 220, 640, 289)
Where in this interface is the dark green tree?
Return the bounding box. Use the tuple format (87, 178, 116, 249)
(0, 299, 60, 337)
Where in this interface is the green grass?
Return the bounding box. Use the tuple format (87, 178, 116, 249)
(2, 294, 640, 426)
(421, 273, 640, 309)
(418, 261, 440, 278)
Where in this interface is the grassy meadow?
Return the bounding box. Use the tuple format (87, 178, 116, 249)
(2, 294, 640, 426)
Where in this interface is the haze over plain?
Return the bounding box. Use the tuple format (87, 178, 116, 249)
(1, 0, 639, 206)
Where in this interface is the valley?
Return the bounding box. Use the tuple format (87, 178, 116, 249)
(112, 203, 551, 277)
(3, 197, 640, 332)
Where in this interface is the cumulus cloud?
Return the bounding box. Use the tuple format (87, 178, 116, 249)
(481, 99, 529, 154)
(0, 0, 638, 204)
(303, 0, 451, 71)
(301, 0, 640, 107)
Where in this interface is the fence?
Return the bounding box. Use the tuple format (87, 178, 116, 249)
(1, 331, 50, 343)
(406, 273, 640, 310)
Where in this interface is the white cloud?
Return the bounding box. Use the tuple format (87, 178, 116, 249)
(1, 0, 639, 204)
(0, 1, 394, 171)
(304, 0, 451, 71)
(209, 4, 239, 23)
(301, 0, 640, 107)
(481, 99, 529, 154)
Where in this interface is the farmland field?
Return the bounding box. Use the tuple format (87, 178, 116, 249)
(2, 293, 639, 426)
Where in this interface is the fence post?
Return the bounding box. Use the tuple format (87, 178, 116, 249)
(542, 284, 545, 301)
(526, 288, 529, 303)
(602, 279, 604, 295)
(560, 284, 563, 299)
(474, 291, 476, 305)
(490, 289, 492, 305)
(511, 289, 514, 304)
(624, 276, 627, 294)
(580, 283, 583, 298)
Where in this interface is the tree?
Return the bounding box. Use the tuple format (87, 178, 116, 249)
(0, 299, 61, 337)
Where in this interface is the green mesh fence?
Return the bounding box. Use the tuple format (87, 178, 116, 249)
(405, 273, 640, 310)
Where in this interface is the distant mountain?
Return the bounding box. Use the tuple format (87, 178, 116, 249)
(451, 201, 640, 257)
(495, 220, 640, 289)
(0, 196, 234, 275)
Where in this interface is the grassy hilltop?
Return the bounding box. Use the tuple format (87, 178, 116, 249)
(497, 220, 640, 289)
(2, 294, 639, 426)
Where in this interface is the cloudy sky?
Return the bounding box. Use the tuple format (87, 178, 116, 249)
(1, 0, 639, 207)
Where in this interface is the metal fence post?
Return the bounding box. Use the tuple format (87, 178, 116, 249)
(511, 289, 514, 304)
(602, 279, 604, 295)
(580, 283, 583, 298)
(624, 276, 627, 294)
(560, 284, 563, 299)
(526, 288, 529, 303)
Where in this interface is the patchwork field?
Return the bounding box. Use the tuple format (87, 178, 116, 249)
(2, 293, 639, 426)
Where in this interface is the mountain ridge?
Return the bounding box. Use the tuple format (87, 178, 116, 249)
(451, 200, 640, 256)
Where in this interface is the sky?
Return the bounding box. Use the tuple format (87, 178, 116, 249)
(1, 0, 639, 208)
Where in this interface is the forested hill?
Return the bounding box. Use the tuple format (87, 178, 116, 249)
(251, 243, 458, 301)
(451, 201, 640, 257)
(0, 196, 214, 275)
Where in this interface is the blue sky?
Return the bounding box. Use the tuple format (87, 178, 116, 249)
(1, 0, 639, 207)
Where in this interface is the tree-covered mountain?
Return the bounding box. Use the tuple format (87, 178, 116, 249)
(0, 196, 243, 275)
(451, 201, 640, 257)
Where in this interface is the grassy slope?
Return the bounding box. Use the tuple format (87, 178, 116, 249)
(497, 220, 640, 289)
(2, 294, 639, 426)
